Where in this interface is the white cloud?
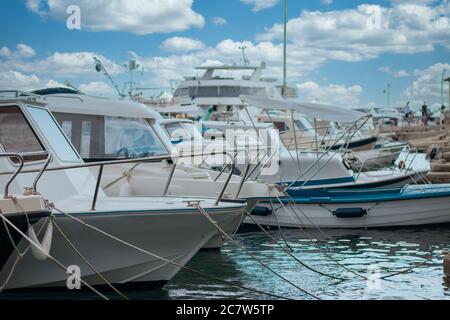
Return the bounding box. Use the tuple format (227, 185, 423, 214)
(15, 44, 36, 59)
(296, 81, 364, 107)
(321, 0, 334, 5)
(160, 37, 205, 53)
(26, 0, 205, 34)
(402, 62, 450, 106)
(258, 3, 450, 61)
(78, 81, 115, 96)
(211, 16, 227, 26)
(13, 52, 122, 77)
(0, 47, 12, 58)
(0, 71, 42, 90)
(241, 0, 279, 12)
(0, 44, 35, 59)
(379, 66, 411, 77)
(131, 38, 326, 86)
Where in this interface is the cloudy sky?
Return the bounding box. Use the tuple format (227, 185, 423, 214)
(0, 0, 449, 109)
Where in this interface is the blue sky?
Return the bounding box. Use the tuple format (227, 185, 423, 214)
(0, 0, 449, 110)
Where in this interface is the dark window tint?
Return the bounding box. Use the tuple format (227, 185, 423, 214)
(0, 106, 46, 162)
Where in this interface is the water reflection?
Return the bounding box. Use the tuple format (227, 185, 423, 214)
(1, 226, 449, 300)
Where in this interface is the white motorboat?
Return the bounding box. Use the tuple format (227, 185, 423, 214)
(201, 120, 429, 190)
(0, 97, 245, 291)
(246, 185, 450, 229)
(29, 91, 283, 248)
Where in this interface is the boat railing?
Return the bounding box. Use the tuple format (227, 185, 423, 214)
(286, 116, 372, 190)
(1, 151, 50, 198)
(0, 150, 239, 209)
(0, 90, 40, 100)
(284, 125, 362, 151)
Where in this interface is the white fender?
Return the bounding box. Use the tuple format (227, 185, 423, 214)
(28, 221, 53, 261)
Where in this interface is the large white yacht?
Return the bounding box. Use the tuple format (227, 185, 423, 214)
(173, 63, 282, 114)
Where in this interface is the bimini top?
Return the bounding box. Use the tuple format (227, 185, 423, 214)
(240, 95, 368, 123)
(39, 94, 163, 120)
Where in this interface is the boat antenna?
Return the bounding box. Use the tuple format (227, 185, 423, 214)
(282, 0, 288, 99)
(383, 83, 391, 109)
(239, 44, 250, 66)
(93, 57, 125, 97)
(124, 59, 140, 98)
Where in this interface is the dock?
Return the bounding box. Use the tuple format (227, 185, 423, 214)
(380, 112, 450, 183)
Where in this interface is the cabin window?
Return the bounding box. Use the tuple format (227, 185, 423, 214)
(80, 121, 92, 159)
(26, 106, 80, 162)
(164, 122, 199, 143)
(294, 120, 307, 131)
(240, 87, 266, 97)
(174, 88, 189, 97)
(0, 105, 46, 163)
(53, 112, 168, 159)
(61, 121, 73, 140)
(195, 86, 219, 98)
(272, 122, 289, 133)
(104, 116, 168, 158)
(53, 112, 104, 160)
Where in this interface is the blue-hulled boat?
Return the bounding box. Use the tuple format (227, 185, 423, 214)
(247, 184, 450, 228)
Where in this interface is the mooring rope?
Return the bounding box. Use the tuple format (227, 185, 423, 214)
(193, 203, 320, 300)
(52, 219, 129, 300)
(0, 216, 49, 293)
(263, 194, 434, 298)
(0, 212, 109, 300)
(49, 205, 293, 300)
(243, 209, 346, 282)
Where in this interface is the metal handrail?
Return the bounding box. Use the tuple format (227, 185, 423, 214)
(32, 152, 52, 193)
(0, 150, 242, 209)
(286, 116, 372, 190)
(1, 153, 24, 198)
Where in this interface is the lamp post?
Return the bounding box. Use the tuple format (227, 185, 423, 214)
(282, 0, 287, 98)
(442, 69, 448, 107)
(445, 76, 450, 111)
(383, 83, 391, 109)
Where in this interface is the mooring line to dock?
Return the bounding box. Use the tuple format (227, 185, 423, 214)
(269, 196, 434, 299)
(269, 194, 294, 250)
(243, 209, 346, 281)
(193, 203, 321, 300)
(381, 250, 448, 280)
(52, 219, 129, 300)
(0, 216, 49, 293)
(274, 196, 359, 281)
(0, 212, 109, 300)
(50, 205, 294, 300)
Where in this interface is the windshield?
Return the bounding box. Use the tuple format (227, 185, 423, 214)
(26, 106, 80, 162)
(104, 116, 168, 158)
(164, 122, 201, 144)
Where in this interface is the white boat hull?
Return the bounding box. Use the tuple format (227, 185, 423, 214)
(246, 196, 450, 229)
(1, 203, 244, 291)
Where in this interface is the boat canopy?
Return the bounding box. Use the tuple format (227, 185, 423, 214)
(41, 94, 162, 120)
(240, 95, 367, 123)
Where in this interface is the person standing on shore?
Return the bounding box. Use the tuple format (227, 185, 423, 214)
(421, 102, 429, 126)
(403, 101, 412, 125)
